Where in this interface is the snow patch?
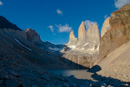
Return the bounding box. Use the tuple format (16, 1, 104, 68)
(84, 43, 88, 47)
(14, 38, 32, 51)
(49, 47, 61, 52)
(68, 45, 76, 49)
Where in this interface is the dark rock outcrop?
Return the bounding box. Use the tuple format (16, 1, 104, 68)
(25, 28, 43, 43)
(0, 16, 21, 30)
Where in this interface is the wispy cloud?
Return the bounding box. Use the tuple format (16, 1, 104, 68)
(48, 25, 54, 32)
(84, 20, 97, 30)
(56, 9, 63, 15)
(115, 0, 130, 9)
(104, 15, 108, 19)
(0, 1, 3, 5)
(56, 24, 72, 33)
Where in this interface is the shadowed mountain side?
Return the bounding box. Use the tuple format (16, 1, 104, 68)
(0, 28, 89, 70)
(0, 16, 21, 30)
(0, 29, 69, 69)
(59, 56, 89, 69)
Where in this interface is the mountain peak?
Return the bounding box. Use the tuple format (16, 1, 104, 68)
(76, 21, 87, 47)
(101, 17, 111, 37)
(0, 16, 21, 30)
(87, 23, 100, 43)
(68, 31, 77, 45)
(25, 28, 42, 43)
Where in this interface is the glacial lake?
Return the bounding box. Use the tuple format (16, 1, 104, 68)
(48, 70, 94, 80)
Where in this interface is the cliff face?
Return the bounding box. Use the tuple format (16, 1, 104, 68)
(97, 4, 130, 81)
(101, 17, 111, 37)
(98, 3, 130, 63)
(87, 23, 100, 43)
(68, 31, 77, 45)
(76, 21, 87, 47)
(64, 22, 100, 68)
(25, 28, 43, 44)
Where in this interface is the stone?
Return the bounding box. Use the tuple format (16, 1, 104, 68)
(98, 3, 130, 63)
(64, 22, 100, 68)
(25, 28, 42, 43)
(5, 80, 22, 87)
(31, 85, 38, 87)
(87, 23, 100, 44)
(68, 31, 77, 45)
(101, 17, 111, 37)
(76, 21, 87, 47)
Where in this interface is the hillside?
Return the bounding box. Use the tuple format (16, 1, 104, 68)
(97, 42, 130, 82)
(0, 16, 21, 30)
(95, 3, 130, 82)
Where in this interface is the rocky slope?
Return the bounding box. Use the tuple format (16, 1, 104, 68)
(95, 3, 130, 82)
(0, 16, 70, 70)
(1, 16, 128, 87)
(97, 3, 130, 63)
(97, 41, 130, 82)
(0, 16, 21, 30)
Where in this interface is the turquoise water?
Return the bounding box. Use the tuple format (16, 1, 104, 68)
(48, 70, 93, 80)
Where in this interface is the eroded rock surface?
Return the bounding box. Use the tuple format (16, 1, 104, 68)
(68, 31, 77, 45)
(64, 22, 100, 68)
(76, 21, 87, 47)
(98, 3, 130, 63)
(101, 17, 111, 37)
(96, 3, 130, 82)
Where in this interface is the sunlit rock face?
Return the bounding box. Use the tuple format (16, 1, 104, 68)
(96, 4, 130, 82)
(76, 21, 87, 47)
(63, 22, 100, 68)
(25, 28, 42, 43)
(87, 23, 100, 43)
(101, 17, 111, 37)
(97, 3, 130, 64)
(68, 31, 77, 45)
(86, 23, 100, 50)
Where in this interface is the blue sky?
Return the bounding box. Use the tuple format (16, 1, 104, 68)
(0, 0, 130, 44)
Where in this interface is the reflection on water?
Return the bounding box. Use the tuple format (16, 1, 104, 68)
(48, 70, 93, 80)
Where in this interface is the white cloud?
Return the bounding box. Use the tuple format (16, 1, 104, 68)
(104, 15, 108, 19)
(0, 1, 3, 5)
(84, 20, 97, 30)
(115, 0, 130, 9)
(48, 25, 54, 32)
(56, 24, 72, 33)
(56, 9, 63, 15)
